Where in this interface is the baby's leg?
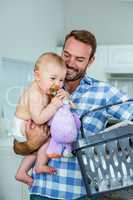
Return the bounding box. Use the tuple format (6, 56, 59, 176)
(35, 140, 56, 174)
(15, 153, 36, 186)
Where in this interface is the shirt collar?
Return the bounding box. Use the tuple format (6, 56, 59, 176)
(80, 73, 93, 86)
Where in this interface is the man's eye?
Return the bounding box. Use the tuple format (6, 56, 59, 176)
(64, 54, 69, 58)
(77, 59, 84, 62)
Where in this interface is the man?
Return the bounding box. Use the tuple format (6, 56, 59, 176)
(14, 30, 133, 200)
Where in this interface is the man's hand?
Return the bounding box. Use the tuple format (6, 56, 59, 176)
(13, 121, 50, 156)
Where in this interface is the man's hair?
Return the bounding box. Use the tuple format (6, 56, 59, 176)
(63, 30, 97, 60)
(34, 52, 66, 71)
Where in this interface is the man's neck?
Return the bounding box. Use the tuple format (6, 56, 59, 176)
(65, 79, 81, 93)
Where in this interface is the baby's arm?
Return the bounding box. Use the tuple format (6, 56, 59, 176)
(29, 89, 63, 125)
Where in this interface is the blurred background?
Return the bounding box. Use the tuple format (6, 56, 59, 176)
(0, 0, 133, 199)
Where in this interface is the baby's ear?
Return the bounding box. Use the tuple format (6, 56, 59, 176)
(34, 70, 40, 81)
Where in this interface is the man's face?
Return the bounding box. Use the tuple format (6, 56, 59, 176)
(62, 36, 94, 81)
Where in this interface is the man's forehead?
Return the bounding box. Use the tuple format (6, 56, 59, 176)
(64, 37, 92, 56)
(63, 47, 92, 59)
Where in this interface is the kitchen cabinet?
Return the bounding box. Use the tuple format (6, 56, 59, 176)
(0, 137, 29, 200)
(88, 45, 133, 76)
(105, 45, 133, 74)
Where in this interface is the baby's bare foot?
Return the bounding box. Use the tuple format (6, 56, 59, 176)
(35, 165, 57, 174)
(15, 173, 33, 186)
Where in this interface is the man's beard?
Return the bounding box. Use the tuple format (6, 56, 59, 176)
(65, 65, 87, 82)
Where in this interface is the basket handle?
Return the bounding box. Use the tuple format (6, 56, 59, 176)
(80, 99, 133, 139)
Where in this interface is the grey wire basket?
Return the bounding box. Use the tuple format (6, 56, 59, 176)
(73, 99, 133, 197)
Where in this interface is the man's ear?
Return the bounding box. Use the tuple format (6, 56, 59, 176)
(34, 70, 40, 81)
(87, 56, 95, 70)
(89, 56, 95, 65)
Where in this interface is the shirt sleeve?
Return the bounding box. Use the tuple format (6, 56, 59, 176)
(105, 84, 133, 120)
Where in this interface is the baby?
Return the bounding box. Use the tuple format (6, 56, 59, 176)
(12, 52, 67, 186)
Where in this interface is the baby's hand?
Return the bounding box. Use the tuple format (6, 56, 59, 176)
(56, 89, 69, 101)
(57, 89, 76, 108)
(51, 95, 64, 110)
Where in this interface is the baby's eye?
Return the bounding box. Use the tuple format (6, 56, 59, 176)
(51, 77, 56, 80)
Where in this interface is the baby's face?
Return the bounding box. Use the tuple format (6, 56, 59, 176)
(35, 62, 66, 94)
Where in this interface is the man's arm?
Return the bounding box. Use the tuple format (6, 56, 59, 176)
(13, 123, 50, 156)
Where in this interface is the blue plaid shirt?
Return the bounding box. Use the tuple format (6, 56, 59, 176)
(29, 75, 133, 200)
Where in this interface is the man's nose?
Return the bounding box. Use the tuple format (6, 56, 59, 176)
(67, 57, 75, 66)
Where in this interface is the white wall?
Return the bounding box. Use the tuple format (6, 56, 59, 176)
(64, 0, 133, 45)
(1, 0, 133, 62)
(1, 0, 133, 61)
(0, 0, 64, 61)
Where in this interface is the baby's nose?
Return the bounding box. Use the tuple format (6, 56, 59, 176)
(54, 83, 60, 90)
(54, 81, 60, 87)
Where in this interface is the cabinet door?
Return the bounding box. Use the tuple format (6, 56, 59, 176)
(0, 146, 29, 200)
(106, 45, 133, 74)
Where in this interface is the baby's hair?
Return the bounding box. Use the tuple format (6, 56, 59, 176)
(34, 52, 66, 71)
